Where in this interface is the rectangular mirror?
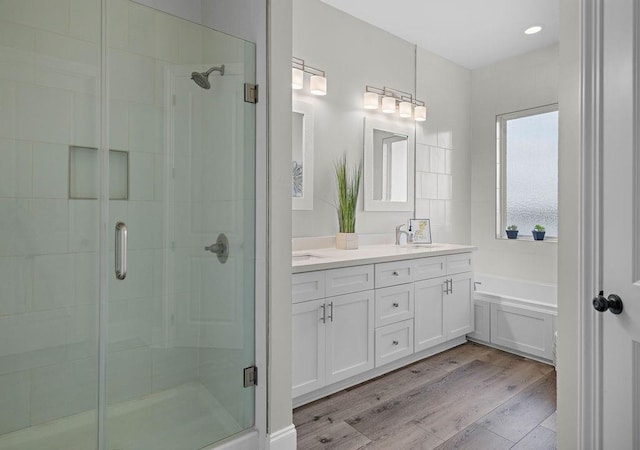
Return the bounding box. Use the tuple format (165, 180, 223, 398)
(363, 117, 415, 211)
(292, 100, 314, 210)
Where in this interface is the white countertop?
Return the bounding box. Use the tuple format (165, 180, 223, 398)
(292, 243, 477, 273)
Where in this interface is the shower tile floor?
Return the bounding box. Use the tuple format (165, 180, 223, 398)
(294, 342, 557, 450)
(0, 382, 241, 450)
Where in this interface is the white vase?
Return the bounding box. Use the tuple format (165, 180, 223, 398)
(336, 232, 358, 250)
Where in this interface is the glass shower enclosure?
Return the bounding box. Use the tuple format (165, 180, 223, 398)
(0, 1, 256, 449)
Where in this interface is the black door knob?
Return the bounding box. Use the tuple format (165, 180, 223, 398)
(592, 291, 624, 315)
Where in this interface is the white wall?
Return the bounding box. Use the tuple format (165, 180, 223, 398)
(292, 0, 472, 246)
(292, 0, 415, 238)
(415, 48, 472, 244)
(470, 44, 559, 284)
(267, 0, 295, 440)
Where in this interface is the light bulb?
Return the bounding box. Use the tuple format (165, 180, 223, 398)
(363, 92, 379, 109)
(414, 105, 427, 121)
(310, 75, 327, 95)
(291, 67, 303, 90)
(399, 101, 412, 118)
(381, 96, 396, 113)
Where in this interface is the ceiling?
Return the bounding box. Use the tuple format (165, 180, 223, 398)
(319, 0, 559, 70)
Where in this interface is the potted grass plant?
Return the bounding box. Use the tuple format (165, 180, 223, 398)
(532, 224, 546, 241)
(506, 224, 519, 239)
(334, 153, 362, 250)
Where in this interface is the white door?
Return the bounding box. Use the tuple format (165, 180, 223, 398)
(325, 290, 375, 384)
(600, 0, 640, 447)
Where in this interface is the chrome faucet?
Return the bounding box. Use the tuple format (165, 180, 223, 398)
(395, 224, 412, 245)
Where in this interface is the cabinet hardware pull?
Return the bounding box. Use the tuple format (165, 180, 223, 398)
(392, 340, 399, 345)
(449, 279, 453, 294)
(392, 271, 400, 276)
(328, 302, 334, 322)
(443, 280, 449, 294)
(320, 304, 326, 323)
(392, 302, 399, 307)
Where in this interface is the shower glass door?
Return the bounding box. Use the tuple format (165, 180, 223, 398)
(105, 3, 256, 450)
(0, 0, 101, 449)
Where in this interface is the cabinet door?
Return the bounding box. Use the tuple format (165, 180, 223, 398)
(325, 290, 375, 384)
(292, 299, 326, 398)
(445, 273, 474, 339)
(414, 277, 447, 352)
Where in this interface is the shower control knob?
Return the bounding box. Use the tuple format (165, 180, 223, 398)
(204, 233, 229, 264)
(592, 291, 624, 315)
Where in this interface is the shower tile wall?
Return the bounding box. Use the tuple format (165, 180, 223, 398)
(0, 0, 250, 435)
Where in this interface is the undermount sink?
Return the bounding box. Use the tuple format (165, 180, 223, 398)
(292, 253, 322, 261)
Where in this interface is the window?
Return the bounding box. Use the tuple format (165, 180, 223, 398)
(496, 104, 558, 239)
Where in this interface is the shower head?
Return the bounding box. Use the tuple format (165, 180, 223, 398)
(190, 64, 225, 89)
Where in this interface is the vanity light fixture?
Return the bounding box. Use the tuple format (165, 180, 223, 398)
(364, 85, 427, 121)
(381, 96, 397, 113)
(399, 101, 413, 118)
(414, 105, 427, 121)
(363, 91, 379, 109)
(291, 67, 304, 90)
(524, 25, 542, 35)
(292, 57, 327, 95)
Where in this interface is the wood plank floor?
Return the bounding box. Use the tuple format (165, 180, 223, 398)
(293, 342, 556, 450)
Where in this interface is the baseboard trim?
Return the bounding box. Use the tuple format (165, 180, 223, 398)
(268, 424, 297, 450)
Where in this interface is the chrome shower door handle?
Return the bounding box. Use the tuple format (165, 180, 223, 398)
(115, 222, 127, 280)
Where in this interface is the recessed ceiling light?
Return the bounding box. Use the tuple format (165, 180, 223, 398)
(525, 25, 542, 35)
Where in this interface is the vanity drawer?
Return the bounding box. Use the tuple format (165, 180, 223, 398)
(292, 271, 325, 303)
(375, 261, 413, 288)
(325, 265, 374, 297)
(413, 256, 447, 281)
(375, 319, 414, 367)
(375, 283, 414, 327)
(446, 253, 473, 275)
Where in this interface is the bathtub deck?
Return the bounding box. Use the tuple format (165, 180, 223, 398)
(293, 341, 557, 450)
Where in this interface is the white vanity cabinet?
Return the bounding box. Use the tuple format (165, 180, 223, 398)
(291, 265, 374, 398)
(414, 257, 473, 352)
(292, 247, 474, 404)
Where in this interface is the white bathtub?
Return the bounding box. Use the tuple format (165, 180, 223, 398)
(470, 274, 557, 364)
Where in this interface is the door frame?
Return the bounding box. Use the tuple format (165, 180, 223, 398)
(578, 0, 603, 448)
(575, 0, 640, 447)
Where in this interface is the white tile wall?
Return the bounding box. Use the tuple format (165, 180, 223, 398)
(0, 256, 31, 316)
(33, 254, 75, 311)
(33, 142, 68, 199)
(0, 371, 30, 435)
(30, 357, 97, 425)
(0, 139, 32, 198)
(17, 85, 72, 144)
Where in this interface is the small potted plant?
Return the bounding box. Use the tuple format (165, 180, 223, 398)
(334, 153, 362, 250)
(506, 225, 519, 239)
(532, 224, 546, 241)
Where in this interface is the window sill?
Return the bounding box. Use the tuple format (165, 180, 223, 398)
(497, 236, 558, 243)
